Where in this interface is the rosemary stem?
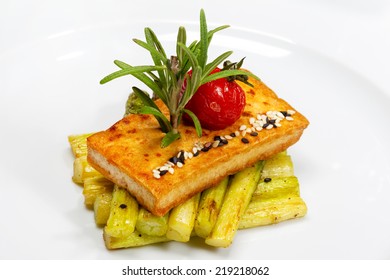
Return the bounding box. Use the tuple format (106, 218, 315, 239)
(171, 113, 179, 134)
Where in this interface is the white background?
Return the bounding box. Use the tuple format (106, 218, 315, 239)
(1, 0, 390, 263)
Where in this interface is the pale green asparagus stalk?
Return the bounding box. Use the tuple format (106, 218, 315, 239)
(194, 177, 229, 238)
(205, 162, 263, 247)
(68, 133, 94, 158)
(240, 196, 307, 228)
(72, 155, 101, 184)
(104, 229, 169, 249)
(136, 208, 169, 237)
(105, 185, 139, 238)
(252, 176, 299, 202)
(83, 176, 114, 208)
(260, 153, 294, 179)
(166, 193, 200, 242)
(94, 192, 113, 226)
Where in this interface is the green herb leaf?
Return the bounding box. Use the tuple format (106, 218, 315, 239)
(161, 131, 181, 148)
(203, 51, 233, 78)
(176, 26, 186, 66)
(139, 105, 172, 132)
(133, 87, 171, 132)
(100, 65, 166, 84)
(183, 109, 202, 137)
(114, 61, 167, 104)
(198, 9, 208, 69)
(206, 25, 230, 46)
(133, 38, 169, 64)
(177, 42, 199, 70)
(200, 69, 260, 85)
(145, 28, 167, 59)
(144, 28, 168, 89)
(188, 66, 202, 102)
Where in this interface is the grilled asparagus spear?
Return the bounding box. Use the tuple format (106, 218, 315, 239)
(194, 177, 229, 238)
(166, 193, 200, 242)
(205, 162, 263, 247)
(105, 185, 139, 238)
(136, 208, 169, 237)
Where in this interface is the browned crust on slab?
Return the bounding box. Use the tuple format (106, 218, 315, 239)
(87, 76, 309, 216)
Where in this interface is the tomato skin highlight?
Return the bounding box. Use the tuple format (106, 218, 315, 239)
(184, 68, 246, 130)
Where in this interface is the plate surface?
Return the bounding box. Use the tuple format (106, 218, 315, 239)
(1, 0, 390, 259)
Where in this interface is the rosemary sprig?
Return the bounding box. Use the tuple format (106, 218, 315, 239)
(100, 9, 259, 148)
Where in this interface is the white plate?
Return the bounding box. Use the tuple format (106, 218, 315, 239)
(1, 0, 390, 259)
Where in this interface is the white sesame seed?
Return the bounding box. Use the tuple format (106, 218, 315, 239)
(257, 114, 262, 120)
(159, 166, 169, 171)
(166, 161, 175, 166)
(266, 124, 274, 129)
(168, 167, 174, 174)
(188, 152, 193, 159)
(184, 151, 189, 160)
(246, 128, 252, 133)
(266, 111, 274, 117)
(276, 112, 285, 119)
(251, 127, 256, 132)
(212, 140, 220, 148)
(177, 151, 182, 158)
(225, 135, 233, 140)
(239, 125, 247, 131)
(287, 109, 296, 115)
(249, 117, 255, 124)
(235, 130, 240, 137)
(242, 130, 247, 136)
(256, 126, 263, 131)
(153, 173, 161, 179)
(275, 123, 282, 127)
(177, 162, 183, 168)
(220, 136, 226, 140)
(286, 116, 294, 121)
(192, 147, 198, 154)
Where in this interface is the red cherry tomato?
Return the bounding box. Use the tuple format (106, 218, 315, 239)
(184, 68, 246, 130)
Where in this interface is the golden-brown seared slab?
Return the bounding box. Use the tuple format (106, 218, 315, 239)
(87, 76, 309, 216)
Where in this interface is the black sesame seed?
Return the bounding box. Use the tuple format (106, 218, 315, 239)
(193, 150, 200, 157)
(178, 150, 185, 163)
(119, 204, 127, 209)
(241, 137, 249, 144)
(213, 136, 221, 141)
(268, 119, 276, 124)
(218, 141, 225, 147)
(250, 131, 258, 137)
(169, 156, 179, 164)
(264, 177, 272, 183)
(280, 111, 288, 117)
(262, 123, 269, 129)
(230, 132, 237, 138)
(159, 170, 168, 176)
(221, 139, 228, 145)
(201, 147, 211, 152)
